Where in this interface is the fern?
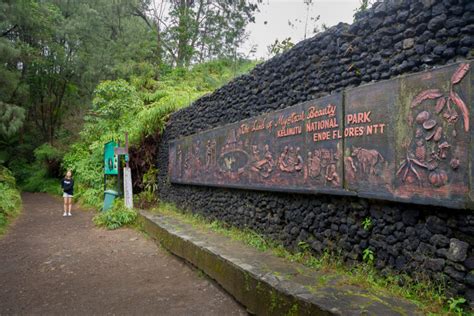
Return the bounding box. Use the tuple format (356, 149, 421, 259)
(93, 199, 137, 230)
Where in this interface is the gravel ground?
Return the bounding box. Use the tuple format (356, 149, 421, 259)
(0, 193, 247, 315)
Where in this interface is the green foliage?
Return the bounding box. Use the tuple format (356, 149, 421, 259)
(361, 217, 373, 231)
(354, 0, 375, 18)
(92, 79, 143, 122)
(1, 0, 260, 195)
(136, 166, 158, 208)
(93, 199, 137, 230)
(0, 165, 16, 187)
(1, 0, 167, 145)
(62, 141, 103, 208)
(267, 37, 294, 57)
(33, 143, 63, 165)
(347, 263, 448, 313)
(19, 143, 63, 195)
(21, 168, 62, 195)
(0, 102, 26, 138)
(136, 191, 156, 208)
(1, 0, 260, 161)
(208, 220, 269, 251)
(0, 166, 22, 235)
(447, 297, 466, 315)
(143, 167, 158, 195)
(64, 59, 255, 210)
(297, 241, 311, 252)
(0, 183, 22, 218)
(141, 0, 259, 66)
(240, 229, 269, 251)
(362, 248, 375, 265)
(286, 303, 298, 316)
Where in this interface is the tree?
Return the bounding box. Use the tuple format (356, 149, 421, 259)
(0, 102, 25, 138)
(0, 0, 260, 180)
(134, 0, 260, 67)
(267, 37, 294, 57)
(0, 0, 156, 146)
(287, 0, 320, 39)
(353, 0, 375, 18)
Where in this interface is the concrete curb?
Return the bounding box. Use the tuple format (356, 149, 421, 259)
(138, 210, 421, 316)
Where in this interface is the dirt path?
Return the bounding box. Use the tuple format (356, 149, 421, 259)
(0, 193, 247, 315)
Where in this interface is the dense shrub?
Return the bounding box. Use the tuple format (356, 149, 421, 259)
(0, 166, 22, 234)
(21, 144, 63, 195)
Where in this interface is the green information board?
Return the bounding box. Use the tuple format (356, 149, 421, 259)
(104, 141, 118, 175)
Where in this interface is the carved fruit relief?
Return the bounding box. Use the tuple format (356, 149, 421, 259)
(398, 63, 470, 189)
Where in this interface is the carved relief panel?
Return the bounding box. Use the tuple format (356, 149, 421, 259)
(394, 63, 471, 207)
(169, 62, 474, 210)
(344, 79, 398, 199)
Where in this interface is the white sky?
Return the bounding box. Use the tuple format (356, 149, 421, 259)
(241, 0, 362, 59)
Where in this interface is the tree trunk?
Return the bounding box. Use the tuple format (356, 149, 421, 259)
(176, 0, 191, 67)
(155, 21, 163, 68)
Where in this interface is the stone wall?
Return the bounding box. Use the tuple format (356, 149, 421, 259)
(156, 0, 474, 303)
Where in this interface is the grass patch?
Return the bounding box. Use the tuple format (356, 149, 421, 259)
(148, 201, 469, 315)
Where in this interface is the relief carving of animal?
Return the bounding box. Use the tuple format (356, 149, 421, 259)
(351, 147, 384, 175)
(224, 156, 236, 170)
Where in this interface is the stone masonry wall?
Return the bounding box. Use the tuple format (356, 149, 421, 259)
(156, 0, 474, 304)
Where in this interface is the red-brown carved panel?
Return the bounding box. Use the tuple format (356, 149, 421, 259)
(344, 79, 398, 200)
(393, 62, 472, 208)
(169, 62, 474, 210)
(169, 94, 344, 194)
(470, 63, 474, 206)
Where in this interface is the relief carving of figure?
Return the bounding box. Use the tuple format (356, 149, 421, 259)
(184, 150, 192, 179)
(278, 146, 290, 172)
(294, 147, 304, 172)
(306, 148, 339, 186)
(325, 163, 340, 186)
(205, 140, 217, 170)
(287, 146, 296, 170)
(176, 145, 182, 177)
(250, 144, 274, 178)
(191, 140, 202, 177)
(279, 146, 303, 173)
(307, 150, 321, 178)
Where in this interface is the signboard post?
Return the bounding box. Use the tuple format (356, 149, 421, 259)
(103, 132, 134, 210)
(121, 133, 133, 209)
(104, 141, 119, 175)
(123, 166, 133, 209)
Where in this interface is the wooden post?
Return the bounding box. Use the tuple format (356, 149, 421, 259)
(123, 132, 133, 209)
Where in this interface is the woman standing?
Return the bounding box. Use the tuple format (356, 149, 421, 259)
(61, 170, 74, 216)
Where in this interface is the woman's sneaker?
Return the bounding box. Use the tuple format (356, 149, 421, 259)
(63, 212, 67, 216)
(67, 213, 72, 216)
